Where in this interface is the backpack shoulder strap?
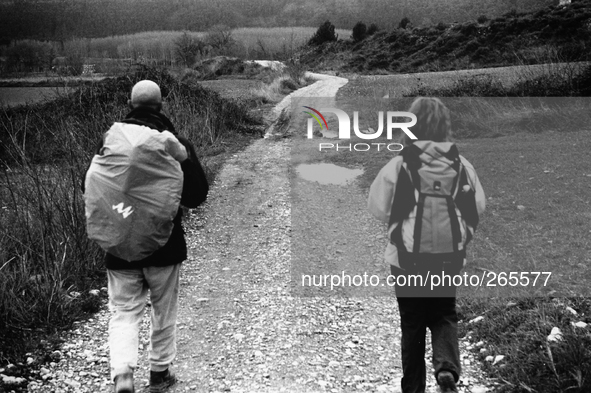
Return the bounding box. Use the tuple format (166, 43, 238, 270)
(401, 143, 423, 191)
(442, 144, 462, 196)
(454, 163, 480, 231)
(388, 162, 416, 229)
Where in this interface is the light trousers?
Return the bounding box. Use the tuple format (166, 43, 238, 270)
(107, 264, 180, 380)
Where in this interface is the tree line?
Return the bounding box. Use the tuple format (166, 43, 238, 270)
(0, 0, 555, 42)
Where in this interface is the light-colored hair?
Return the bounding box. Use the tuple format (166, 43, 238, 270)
(404, 97, 452, 145)
(130, 80, 162, 109)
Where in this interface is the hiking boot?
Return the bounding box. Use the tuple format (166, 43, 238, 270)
(437, 370, 458, 393)
(114, 372, 135, 393)
(150, 368, 177, 393)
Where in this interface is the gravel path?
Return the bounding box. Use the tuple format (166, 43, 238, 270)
(30, 73, 497, 393)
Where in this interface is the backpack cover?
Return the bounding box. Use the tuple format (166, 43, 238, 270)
(84, 122, 185, 262)
(389, 141, 479, 271)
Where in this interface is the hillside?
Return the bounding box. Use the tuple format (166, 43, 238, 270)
(0, 0, 553, 42)
(300, 0, 591, 73)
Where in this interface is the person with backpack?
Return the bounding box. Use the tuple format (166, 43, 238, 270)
(368, 97, 485, 393)
(84, 80, 209, 393)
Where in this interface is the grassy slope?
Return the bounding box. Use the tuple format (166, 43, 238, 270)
(310, 108, 591, 297)
(300, 0, 591, 74)
(0, 66, 264, 375)
(300, 70, 591, 391)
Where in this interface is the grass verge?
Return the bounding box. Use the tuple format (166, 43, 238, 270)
(0, 65, 263, 388)
(300, 122, 591, 392)
(296, 76, 591, 391)
(250, 58, 313, 104)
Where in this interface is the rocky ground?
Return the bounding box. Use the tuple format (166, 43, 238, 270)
(23, 73, 499, 393)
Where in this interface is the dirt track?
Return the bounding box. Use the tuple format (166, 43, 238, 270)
(34, 73, 494, 393)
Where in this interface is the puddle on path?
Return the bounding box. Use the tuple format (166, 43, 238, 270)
(296, 163, 364, 185)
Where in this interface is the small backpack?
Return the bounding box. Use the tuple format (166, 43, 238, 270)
(389, 142, 479, 271)
(84, 122, 186, 262)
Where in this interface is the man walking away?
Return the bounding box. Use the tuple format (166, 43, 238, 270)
(86, 80, 208, 393)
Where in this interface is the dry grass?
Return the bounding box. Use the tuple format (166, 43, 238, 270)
(252, 76, 297, 103)
(198, 79, 265, 101)
(310, 107, 591, 391)
(338, 62, 591, 100)
(0, 87, 74, 108)
(315, 66, 591, 392)
(0, 66, 262, 364)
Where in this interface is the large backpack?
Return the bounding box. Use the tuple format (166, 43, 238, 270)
(84, 122, 186, 262)
(389, 142, 479, 272)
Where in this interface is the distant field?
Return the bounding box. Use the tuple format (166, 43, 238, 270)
(54, 27, 352, 62)
(0, 87, 72, 108)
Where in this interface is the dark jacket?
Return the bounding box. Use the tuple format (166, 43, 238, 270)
(88, 107, 209, 270)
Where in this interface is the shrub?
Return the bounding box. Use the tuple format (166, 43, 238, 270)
(252, 75, 295, 102)
(174, 31, 205, 67)
(308, 20, 338, 46)
(477, 15, 489, 24)
(65, 53, 84, 76)
(5, 41, 52, 73)
(436, 22, 449, 31)
(465, 39, 481, 54)
(573, 65, 591, 96)
(179, 68, 203, 84)
(352, 21, 367, 42)
(399, 17, 411, 29)
(505, 9, 519, 18)
(385, 30, 400, 44)
(367, 23, 379, 36)
(280, 77, 298, 92)
(410, 58, 424, 68)
(435, 34, 463, 55)
(284, 57, 307, 83)
(472, 46, 490, 60)
(460, 22, 479, 36)
(205, 24, 235, 54)
(389, 60, 401, 69)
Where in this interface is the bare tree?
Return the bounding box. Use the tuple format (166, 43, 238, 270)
(174, 32, 207, 67)
(205, 24, 234, 53)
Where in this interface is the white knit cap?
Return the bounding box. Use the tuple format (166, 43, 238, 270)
(130, 80, 162, 107)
